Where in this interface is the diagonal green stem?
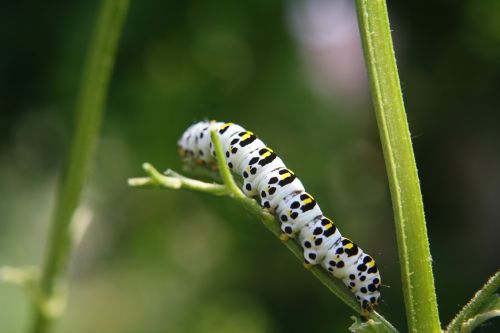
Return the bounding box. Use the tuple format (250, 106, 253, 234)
(30, 0, 129, 332)
(354, 1, 441, 332)
(446, 270, 500, 333)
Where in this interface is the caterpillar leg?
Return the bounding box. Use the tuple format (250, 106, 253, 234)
(208, 161, 218, 171)
(279, 233, 289, 241)
(303, 262, 313, 269)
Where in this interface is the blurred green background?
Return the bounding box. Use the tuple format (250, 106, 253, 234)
(1, 0, 499, 332)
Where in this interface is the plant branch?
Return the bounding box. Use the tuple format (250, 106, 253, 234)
(128, 131, 399, 333)
(128, 163, 229, 196)
(446, 270, 500, 333)
(354, 1, 441, 332)
(30, 0, 130, 332)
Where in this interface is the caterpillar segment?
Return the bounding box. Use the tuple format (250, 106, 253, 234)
(258, 168, 305, 212)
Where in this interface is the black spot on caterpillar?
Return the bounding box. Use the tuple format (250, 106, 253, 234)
(177, 120, 381, 313)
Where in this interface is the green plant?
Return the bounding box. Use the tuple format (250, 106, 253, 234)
(128, 0, 499, 332)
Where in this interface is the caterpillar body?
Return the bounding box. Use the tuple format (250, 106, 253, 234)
(177, 121, 381, 313)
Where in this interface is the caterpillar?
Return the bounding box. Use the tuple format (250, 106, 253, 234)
(177, 120, 381, 313)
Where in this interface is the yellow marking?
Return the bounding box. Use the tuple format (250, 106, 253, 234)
(303, 198, 313, 205)
(303, 263, 313, 269)
(280, 172, 292, 180)
(324, 223, 333, 230)
(261, 150, 272, 159)
(221, 122, 232, 129)
(345, 243, 354, 249)
(279, 233, 289, 241)
(288, 210, 292, 216)
(368, 261, 375, 268)
(241, 132, 253, 141)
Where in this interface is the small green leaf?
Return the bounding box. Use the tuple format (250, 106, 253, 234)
(460, 294, 500, 333)
(349, 316, 393, 333)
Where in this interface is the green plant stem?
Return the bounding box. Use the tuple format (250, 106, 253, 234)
(31, 0, 129, 332)
(129, 136, 399, 333)
(128, 164, 230, 196)
(210, 129, 246, 199)
(446, 270, 500, 333)
(354, 1, 441, 332)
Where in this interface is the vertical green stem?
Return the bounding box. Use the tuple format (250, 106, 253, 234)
(354, 1, 441, 332)
(31, 0, 129, 332)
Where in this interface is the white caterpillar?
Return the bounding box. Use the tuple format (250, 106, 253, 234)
(178, 121, 381, 313)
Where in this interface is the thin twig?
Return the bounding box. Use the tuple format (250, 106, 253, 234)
(129, 163, 230, 196)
